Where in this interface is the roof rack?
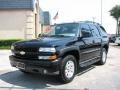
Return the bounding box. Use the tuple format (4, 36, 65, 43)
(83, 21, 102, 26)
(84, 21, 96, 23)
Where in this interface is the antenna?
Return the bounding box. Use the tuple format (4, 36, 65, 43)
(101, 0, 103, 25)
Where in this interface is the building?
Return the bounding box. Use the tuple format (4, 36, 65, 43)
(0, 0, 44, 40)
(39, 8, 44, 34)
(43, 11, 51, 33)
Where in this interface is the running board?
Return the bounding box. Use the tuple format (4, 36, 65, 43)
(79, 57, 100, 67)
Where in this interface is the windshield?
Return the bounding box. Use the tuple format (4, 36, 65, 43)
(44, 23, 79, 37)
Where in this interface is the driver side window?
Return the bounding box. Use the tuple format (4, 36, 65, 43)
(80, 24, 92, 38)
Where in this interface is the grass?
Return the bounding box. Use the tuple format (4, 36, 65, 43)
(0, 39, 21, 49)
(0, 46, 11, 49)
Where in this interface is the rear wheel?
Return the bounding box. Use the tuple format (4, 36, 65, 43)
(59, 55, 77, 83)
(96, 48, 107, 65)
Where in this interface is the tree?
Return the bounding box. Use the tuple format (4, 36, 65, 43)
(110, 5, 120, 35)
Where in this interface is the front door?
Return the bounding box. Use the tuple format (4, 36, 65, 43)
(79, 23, 95, 62)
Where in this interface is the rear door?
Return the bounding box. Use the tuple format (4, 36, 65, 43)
(88, 24, 102, 58)
(97, 25, 109, 44)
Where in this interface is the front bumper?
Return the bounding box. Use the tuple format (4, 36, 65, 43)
(9, 55, 61, 75)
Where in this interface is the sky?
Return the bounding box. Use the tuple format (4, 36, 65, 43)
(39, 0, 120, 34)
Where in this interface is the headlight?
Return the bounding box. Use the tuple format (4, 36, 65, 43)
(11, 45, 14, 50)
(39, 47, 56, 52)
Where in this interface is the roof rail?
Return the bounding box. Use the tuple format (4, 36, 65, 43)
(79, 21, 96, 24)
(84, 21, 95, 23)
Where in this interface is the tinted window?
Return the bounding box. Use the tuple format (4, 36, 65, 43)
(80, 23, 92, 38)
(100, 26, 106, 33)
(97, 25, 107, 36)
(55, 24, 78, 36)
(45, 23, 79, 37)
(89, 24, 100, 37)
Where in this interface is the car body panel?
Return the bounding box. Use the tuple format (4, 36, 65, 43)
(115, 37, 120, 44)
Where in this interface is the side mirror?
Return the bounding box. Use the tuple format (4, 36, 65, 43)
(81, 30, 91, 38)
(79, 32, 83, 39)
(77, 32, 83, 40)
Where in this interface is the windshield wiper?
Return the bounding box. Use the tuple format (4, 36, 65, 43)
(40, 34, 50, 37)
(40, 34, 66, 37)
(50, 35, 65, 37)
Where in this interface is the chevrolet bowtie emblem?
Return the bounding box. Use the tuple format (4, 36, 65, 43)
(20, 51, 25, 55)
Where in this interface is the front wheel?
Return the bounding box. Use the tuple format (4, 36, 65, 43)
(59, 55, 77, 83)
(19, 69, 30, 74)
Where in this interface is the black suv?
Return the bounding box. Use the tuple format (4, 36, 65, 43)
(9, 21, 109, 83)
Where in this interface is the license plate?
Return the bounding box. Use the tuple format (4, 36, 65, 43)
(16, 62, 25, 70)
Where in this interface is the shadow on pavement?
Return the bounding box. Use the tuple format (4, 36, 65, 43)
(77, 65, 95, 76)
(0, 65, 95, 89)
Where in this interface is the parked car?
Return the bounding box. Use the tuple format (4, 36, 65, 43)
(109, 35, 116, 43)
(9, 21, 109, 83)
(115, 36, 120, 45)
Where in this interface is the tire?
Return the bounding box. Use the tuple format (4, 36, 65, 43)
(59, 55, 77, 83)
(118, 44, 120, 46)
(19, 69, 30, 74)
(96, 48, 107, 65)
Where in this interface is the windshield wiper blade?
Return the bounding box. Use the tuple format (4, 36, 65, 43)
(41, 34, 50, 37)
(50, 35, 65, 37)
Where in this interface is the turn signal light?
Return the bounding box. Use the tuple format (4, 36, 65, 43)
(49, 55, 57, 60)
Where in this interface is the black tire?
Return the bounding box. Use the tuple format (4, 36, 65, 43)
(58, 55, 77, 83)
(96, 48, 107, 65)
(19, 69, 30, 74)
(118, 44, 120, 46)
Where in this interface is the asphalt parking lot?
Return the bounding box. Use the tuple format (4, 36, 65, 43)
(0, 44, 120, 90)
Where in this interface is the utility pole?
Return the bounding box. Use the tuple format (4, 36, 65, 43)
(101, 0, 103, 25)
(92, 17, 95, 23)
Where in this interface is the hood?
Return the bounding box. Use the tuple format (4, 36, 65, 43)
(13, 36, 76, 48)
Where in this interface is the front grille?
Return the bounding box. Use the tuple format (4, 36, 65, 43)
(13, 46, 54, 60)
(14, 52, 39, 60)
(13, 46, 39, 60)
(14, 45, 38, 52)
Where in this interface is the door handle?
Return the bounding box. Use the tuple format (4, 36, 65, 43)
(92, 40, 95, 43)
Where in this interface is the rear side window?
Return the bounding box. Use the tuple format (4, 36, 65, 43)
(97, 25, 107, 36)
(80, 23, 92, 38)
(89, 24, 100, 37)
(100, 26, 106, 32)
